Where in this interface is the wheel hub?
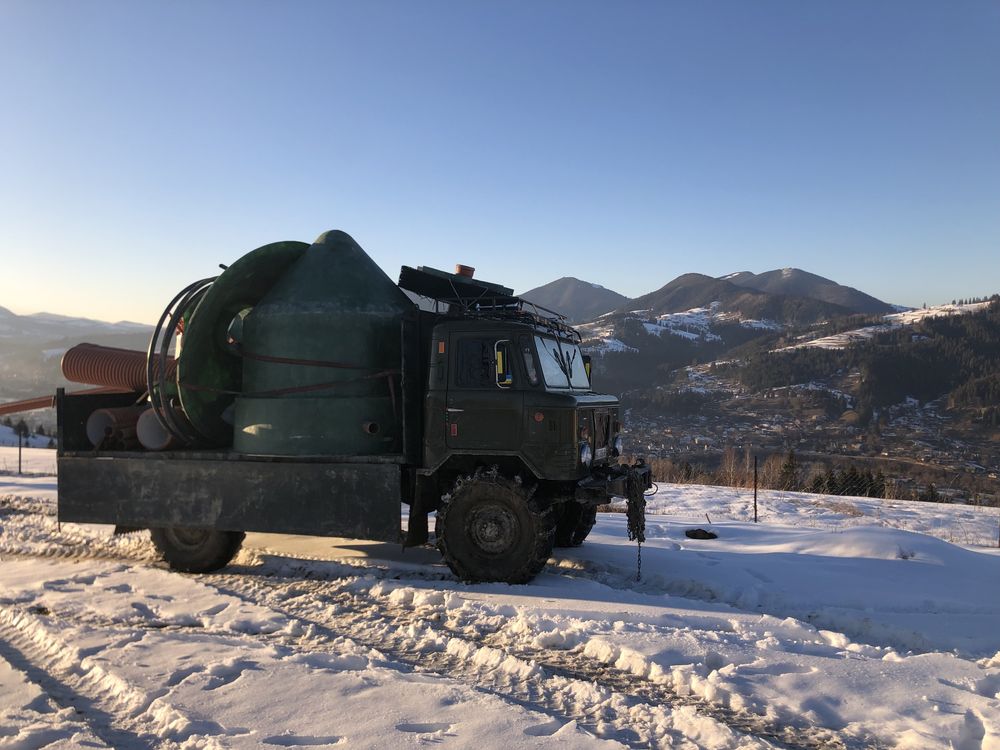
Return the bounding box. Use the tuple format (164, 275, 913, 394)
(466, 504, 518, 555)
(164, 527, 212, 551)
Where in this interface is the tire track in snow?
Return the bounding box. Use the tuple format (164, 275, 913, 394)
(0, 605, 232, 749)
(0, 494, 161, 565)
(205, 572, 873, 750)
(207, 575, 692, 749)
(1, 505, 878, 749)
(0, 637, 112, 749)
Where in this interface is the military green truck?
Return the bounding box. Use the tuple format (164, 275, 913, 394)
(56, 230, 649, 584)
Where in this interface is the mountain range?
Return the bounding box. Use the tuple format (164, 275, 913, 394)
(0, 306, 150, 340)
(518, 270, 922, 398)
(520, 268, 893, 324)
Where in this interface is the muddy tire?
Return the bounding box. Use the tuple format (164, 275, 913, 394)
(150, 527, 245, 573)
(554, 503, 598, 548)
(436, 473, 555, 584)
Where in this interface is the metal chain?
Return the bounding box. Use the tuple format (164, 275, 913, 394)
(636, 539, 642, 581)
(625, 469, 647, 581)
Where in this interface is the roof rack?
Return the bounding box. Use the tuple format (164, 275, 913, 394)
(398, 265, 580, 341)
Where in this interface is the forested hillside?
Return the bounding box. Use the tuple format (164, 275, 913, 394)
(725, 297, 1000, 424)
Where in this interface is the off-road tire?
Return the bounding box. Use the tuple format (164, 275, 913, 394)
(436, 473, 555, 584)
(150, 527, 245, 573)
(554, 503, 598, 547)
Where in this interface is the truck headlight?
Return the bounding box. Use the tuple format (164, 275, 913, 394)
(580, 442, 593, 466)
(612, 435, 624, 457)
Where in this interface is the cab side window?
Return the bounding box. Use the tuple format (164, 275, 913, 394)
(456, 338, 516, 388)
(456, 338, 494, 388)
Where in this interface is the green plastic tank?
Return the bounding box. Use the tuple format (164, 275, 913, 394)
(232, 230, 414, 455)
(176, 241, 309, 446)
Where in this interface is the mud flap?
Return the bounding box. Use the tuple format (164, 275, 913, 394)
(403, 474, 435, 548)
(113, 526, 145, 535)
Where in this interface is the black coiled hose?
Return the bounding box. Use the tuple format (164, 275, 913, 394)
(146, 277, 216, 446)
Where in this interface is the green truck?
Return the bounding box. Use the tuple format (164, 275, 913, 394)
(57, 230, 649, 583)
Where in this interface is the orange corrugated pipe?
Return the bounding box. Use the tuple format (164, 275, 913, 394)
(61, 343, 175, 391)
(0, 386, 128, 417)
(0, 395, 55, 417)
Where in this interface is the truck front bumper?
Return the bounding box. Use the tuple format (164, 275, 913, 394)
(574, 460, 652, 505)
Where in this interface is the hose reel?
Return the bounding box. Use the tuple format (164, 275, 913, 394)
(147, 241, 309, 447)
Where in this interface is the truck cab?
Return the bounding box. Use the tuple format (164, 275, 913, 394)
(422, 320, 623, 484)
(398, 265, 649, 582)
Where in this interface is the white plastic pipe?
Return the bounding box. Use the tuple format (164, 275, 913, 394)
(136, 407, 180, 451)
(86, 405, 147, 449)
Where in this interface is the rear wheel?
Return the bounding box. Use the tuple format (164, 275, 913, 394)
(150, 527, 245, 573)
(436, 474, 554, 584)
(554, 503, 598, 547)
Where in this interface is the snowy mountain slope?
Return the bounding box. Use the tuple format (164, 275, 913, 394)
(628, 273, 851, 325)
(574, 276, 853, 368)
(2, 448, 999, 749)
(523, 266, 887, 336)
(578, 302, 780, 355)
(777, 300, 991, 351)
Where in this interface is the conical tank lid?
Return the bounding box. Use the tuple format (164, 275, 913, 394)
(254, 230, 412, 313)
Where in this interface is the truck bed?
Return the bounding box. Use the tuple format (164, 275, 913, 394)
(58, 451, 404, 542)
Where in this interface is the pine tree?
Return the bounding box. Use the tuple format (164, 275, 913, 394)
(873, 471, 886, 498)
(778, 451, 800, 491)
(918, 483, 940, 503)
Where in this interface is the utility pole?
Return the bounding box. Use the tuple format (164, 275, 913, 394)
(18, 428, 23, 475)
(753, 455, 758, 523)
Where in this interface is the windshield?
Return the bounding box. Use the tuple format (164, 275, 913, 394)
(534, 336, 590, 389)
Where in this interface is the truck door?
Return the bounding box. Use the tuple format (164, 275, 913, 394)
(446, 335, 522, 451)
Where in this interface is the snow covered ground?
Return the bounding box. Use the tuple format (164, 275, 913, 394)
(777, 301, 991, 352)
(2, 446, 999, 749)
(579, 304, 781, 355)
(0, 424, 54, 451)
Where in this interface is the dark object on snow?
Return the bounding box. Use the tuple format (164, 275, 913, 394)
(685, 528, 718, 540)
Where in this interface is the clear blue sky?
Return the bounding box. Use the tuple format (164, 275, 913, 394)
(1, 1, 998, 323)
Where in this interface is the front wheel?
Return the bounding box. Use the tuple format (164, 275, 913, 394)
(150, 527, 245, 573)
(436, 474, 554, 584)
(554, 503, 598, 548)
